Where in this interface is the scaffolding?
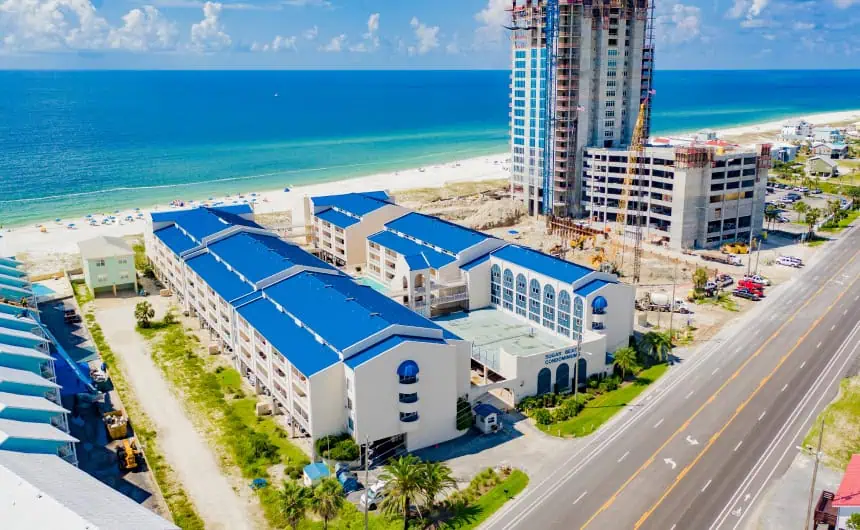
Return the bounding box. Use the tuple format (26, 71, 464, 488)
(675, 146, 713, 169)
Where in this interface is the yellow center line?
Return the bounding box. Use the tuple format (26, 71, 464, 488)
(579, 249, 860, 530)
(634, 269, 860, 529)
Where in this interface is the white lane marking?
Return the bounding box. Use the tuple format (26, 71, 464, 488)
(686, 435, 700, 446)
(817, 341, 822, 349)
(734, 440, 743, 452)
(654, 418, 664, 428)
(664, 458, 677, 470)
(800, 361, 807, 369)
(736, 347, 742, 353)
(781, 384, 788, 393)
(573, 491, 587, 505)
(712, 367, 720, 375)
(845, 309, 849, 316)
(702, 479, 713, 493)
(831, 324, 837, 331)
(759, 411, 767, 421)
(685, 390, 695, 400)
(618, 451, 629, 463)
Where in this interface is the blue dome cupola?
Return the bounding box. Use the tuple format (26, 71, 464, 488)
(397, 360, 420, 427)
(397, 360, 419, 380)
(592, 296, 608, 315)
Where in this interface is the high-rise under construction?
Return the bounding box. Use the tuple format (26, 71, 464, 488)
(508, 0, 655, 217)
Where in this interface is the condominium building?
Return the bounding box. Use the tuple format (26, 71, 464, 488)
(306, 191, 408, 269)
(581, 144, 771, 249)
(147, 207, 473, 455)
(509, 0, 654, 217)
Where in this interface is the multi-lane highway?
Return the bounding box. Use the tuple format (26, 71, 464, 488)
(483, 224, 860, 530)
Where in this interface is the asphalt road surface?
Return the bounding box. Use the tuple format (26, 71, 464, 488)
(482, 224, 860, 530)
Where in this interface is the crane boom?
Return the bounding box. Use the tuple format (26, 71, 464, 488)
(615, 99, 649, 284)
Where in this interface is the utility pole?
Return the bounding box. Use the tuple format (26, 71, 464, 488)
(754, 237, 762, 275)
(804, 420, 826, 530)
(364, 436, 370, 530)
(668, 258, 678, 342)
(574, 315, 584, 401)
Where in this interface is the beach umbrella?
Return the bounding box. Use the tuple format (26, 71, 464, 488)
(55, 218, 61, 222)
(134, 207, 140, 211)
(85, 214, 92, 218)
(114, 210, 119, 214)
(283, 187, 290, 192)
(508, 230, 519, 235)
(209, 197, 214, 200)
(251, 193, 257, 197)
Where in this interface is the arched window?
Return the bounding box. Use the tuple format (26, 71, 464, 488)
(573, 297, 584, 341)
(515, 274, 528, 316)
(542, 285, 555, 329)
(397, 360, 419, 384)
(592, 295, 608, 315)
(490, 265, 501, 305)
(502, 269, 514, 310)
(558, 290, 571, 336)
(528, 279, 541, 323)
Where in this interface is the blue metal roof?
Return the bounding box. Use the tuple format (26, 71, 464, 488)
(492, 245, 594, 285)
(404, 254, 430, 271)
(264, 272, 442, 352)
(574, 279, 613, 297)
(154, 225, 198, 256)
(345, 336, 446, 369)
(0, 257, 20, 269)
(0, 264, 26, 278)
(385, 212, 493, 255)
(207, 232, 335, 283)
(367, 231, 456, 269)
(237, 297, 340, 377)
(151, 206, 260, 242)
(474, 403, 502, 417)
(186, 253, 254, 302)
(311, 191, 391, 217)
(210, 204, 253, 215)
(303, 462, 331, 481)
(316, 208, 360, 229)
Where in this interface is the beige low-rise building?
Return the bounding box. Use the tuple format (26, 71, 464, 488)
(77, 236, 137, 297)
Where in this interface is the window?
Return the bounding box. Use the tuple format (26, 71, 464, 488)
(119, 271, 130, 280)
(605, 110, 616, 118)
(605, 131, 614, 138)
(573, 297, 584, 341)
(503, 269, 514, 310)
(490, 264, 501, 305)
(118, 258, 128, 265)
(606, 90, 616, 97)
(558, 290, 571, 336)
(606, 101, 616, 107)
(605, 120, 615, 128)
(543, 285, 555, 328)
(96, 274, 108, 282)
(400, 411, 419, 423)
(608, 49, 618, 56)
(529, 279, 541, 323)
(516, 274, 528, 316)
(398, 393, 418, 404)
(607, 59, 617, 68)
(607, 70, 617, 77)
(95, 259, 105, 267)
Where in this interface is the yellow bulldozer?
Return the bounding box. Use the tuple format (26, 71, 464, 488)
(116, 438, 144, 473)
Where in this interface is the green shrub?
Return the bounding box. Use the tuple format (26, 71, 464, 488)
(562, 398, 583, 417)
(588, 379, 599, 390)
(605, 378, 619, 392)
(533, 408, 552, 425)
(314, 433, 360, 461)
(552, 407, 571, 422)
(456, 397, 473, 430)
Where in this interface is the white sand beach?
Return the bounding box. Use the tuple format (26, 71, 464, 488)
(718, 109, 860, 143)
(0, 153, 510, 267)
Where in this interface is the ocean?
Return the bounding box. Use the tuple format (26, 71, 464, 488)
(1, 69, 859, 227)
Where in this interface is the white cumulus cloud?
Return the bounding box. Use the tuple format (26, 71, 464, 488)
(408, 16, 438, 55)
(251, 34, 296, 52)
(655, 2, 701, 44)
(108, 6, 178, 51)
(728, 0, 770, 23)
(834, 0, 859, 6)
(190, 1, 231, 52)
(350, 12, 379, 52)
(303, 25, 318, 40)
(319, 33, 345, 52)
(474, 0, 508, 48)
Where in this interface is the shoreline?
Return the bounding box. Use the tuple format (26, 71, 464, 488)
(3, 107, 859, 265)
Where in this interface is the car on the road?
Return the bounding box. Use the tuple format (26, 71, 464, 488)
(732, 288, 761, 301)
(786, 193, 802, 201)
(777, 215, 790, 223)
(811, 188, 823, 194)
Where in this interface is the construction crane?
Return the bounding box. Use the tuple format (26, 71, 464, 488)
(614, 96, 651, 284)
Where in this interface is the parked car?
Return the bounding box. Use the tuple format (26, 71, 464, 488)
(777, 216, 790, 223)
(733, 288, 761, 301)
(777, 256, 801, 267)
(360, 481, 387, 510)
(744, 274, 770, 286)
(786, 193, 802, 201)
(715, 274, 734, 288)
(811, 188, 823, 194)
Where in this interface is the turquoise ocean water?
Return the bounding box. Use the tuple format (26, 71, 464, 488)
(1, 69, 859, 227)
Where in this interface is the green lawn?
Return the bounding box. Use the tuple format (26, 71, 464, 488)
(440, 470, 529, 530)
(538, 364, 669, 438)
(820, 209, 860, 233)
(803, 376, 860, 470)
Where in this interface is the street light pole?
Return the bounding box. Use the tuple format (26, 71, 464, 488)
(364, 436, 370, 530)
(668, 258, 678, 342)
(804, 420, 826, 530)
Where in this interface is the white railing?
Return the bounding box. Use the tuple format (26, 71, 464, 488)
(471, 346, 501, 372)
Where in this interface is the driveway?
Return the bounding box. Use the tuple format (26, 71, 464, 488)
(91, 293, 256, 530)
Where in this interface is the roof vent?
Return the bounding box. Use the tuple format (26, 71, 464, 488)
(369, 312, 381, 317)
(324, 284, 333, 288)
(345, 297, 355, 301)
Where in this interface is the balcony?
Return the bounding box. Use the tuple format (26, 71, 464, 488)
(814, 491, 837, 528)
(58, 443, 77, 466)
(399, 411, 420, 432)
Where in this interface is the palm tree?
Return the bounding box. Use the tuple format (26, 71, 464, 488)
(846, 186, 860, 209)
(827, 199, 845, 223)
(805, 207, 821, 236)
(277, 480, 310, 530)
(313, 478, 344, 530)
(639, 331, 673, 364)
(764, 205, 779, 231)
(613, 347, 639, 380)
(134, 301, 155, 328)
(419, 461, 457, 513)
(380, 455, 425, 529)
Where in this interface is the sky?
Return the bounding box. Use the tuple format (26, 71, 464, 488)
(0, 0, 858, 70)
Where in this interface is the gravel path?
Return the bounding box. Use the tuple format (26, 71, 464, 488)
(92, 294, 255, 530)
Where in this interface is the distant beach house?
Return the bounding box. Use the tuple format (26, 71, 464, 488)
(77, 236, 137, 297)
(806, 156, 839, 178)
(771, 144, 799, 163)
(812, 142, 849, 160)
(812, 127, 845, 144)
(780, 120, 812, 142)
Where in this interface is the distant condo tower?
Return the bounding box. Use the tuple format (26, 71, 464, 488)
(507, 0, 655, 217)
